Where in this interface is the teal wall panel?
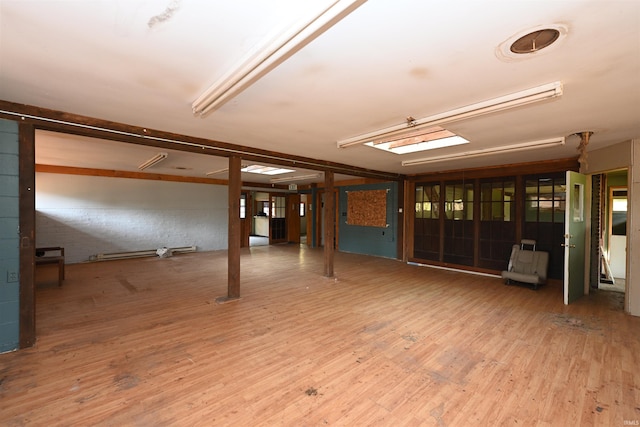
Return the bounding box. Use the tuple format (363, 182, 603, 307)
(338, 182, 398, 259)
(0, 118, 20, 353)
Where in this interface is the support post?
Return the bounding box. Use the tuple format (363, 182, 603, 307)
(324, 171, 335, 277)
(219, 155, 241, 302)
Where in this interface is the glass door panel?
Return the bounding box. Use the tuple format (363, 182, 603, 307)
(443, 181, 474, 266)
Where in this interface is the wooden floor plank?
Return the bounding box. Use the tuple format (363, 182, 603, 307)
(2, 245, 639, 426)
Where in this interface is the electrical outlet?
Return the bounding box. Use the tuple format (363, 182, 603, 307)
(7, 270, 18, 283)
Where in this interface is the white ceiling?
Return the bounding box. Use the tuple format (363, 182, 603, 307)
(1, 0, 639, 184)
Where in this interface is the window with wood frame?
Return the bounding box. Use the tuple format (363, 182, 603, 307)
(414, 183, 440, 261)
(443, 181, 474, 266)
(478, 177, 516, 270)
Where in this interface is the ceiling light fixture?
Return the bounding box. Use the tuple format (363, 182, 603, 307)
(401, 137, 565, 167)
(365, 126, 470, 154)
(138, 152, 168, 170)
(205, 168, 229, 176)
(337, 81, 563, 148)
(242, 164, 295, 175)
(270, 173, 321, 183)
(192, 0, 367, 117)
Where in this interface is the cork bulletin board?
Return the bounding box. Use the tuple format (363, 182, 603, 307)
(346, 189, 388, 227)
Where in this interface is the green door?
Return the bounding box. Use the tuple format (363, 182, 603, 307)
(564, 171, 587, 304)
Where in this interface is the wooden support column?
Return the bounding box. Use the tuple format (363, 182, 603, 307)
(19, 123, 36, 348)
(324, 171, 335, 277)
(219, 156, 241, 302)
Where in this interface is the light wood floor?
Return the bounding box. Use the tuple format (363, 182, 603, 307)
(1, 245, 639, 426)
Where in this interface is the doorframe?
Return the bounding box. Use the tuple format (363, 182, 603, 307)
(269, 193, 287, 244)
(18, 123, 36, 348)
(606, 185, 628, 285)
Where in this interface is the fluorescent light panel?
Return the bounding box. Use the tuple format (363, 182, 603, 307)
(401, 137, 565, 166)
(365, 126, 470, 154)
(192, 0, 367, 117)
(138, 152, 167, 170)
(369, 136, 469, 155)
(205, 168, 228, 176)
(337, 81, 563, 148)
(241, 164, 295, 175)
(270, 173, 321, 183)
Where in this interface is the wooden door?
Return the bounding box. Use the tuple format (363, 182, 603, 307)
(287, 193, 301, 243)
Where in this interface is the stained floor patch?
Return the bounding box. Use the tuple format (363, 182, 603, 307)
(549, 313, 602, 333)
(114, 373, 139, 390)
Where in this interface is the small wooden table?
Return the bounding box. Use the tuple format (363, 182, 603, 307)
(35, 247, 65, 286)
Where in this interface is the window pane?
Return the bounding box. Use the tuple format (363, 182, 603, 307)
(416, 184, 440, 219)
(504, 201, 513, 222)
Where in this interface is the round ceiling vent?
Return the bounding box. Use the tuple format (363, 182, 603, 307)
(496, 24, 567, 62)
(510, 29, 560, 54)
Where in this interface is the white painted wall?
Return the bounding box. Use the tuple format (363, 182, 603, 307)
(35, 173, 228, 264)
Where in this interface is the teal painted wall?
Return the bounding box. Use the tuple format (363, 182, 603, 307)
(338, 182, 398, 259)
(0, 119, 20, 353)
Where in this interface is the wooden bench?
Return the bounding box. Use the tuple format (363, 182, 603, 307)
(35, 247, 65, 286)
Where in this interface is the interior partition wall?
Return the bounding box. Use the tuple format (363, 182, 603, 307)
(410, 166, 572, 280)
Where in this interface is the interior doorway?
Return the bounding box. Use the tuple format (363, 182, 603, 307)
(250, 191, 270, 247)
(248, 191, 298, 246)
(597, 170, 628, 293)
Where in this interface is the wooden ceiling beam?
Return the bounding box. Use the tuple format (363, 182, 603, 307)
(0, 100, 402, 182)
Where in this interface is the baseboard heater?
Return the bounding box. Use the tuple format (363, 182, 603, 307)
(95, 246, 197, 261)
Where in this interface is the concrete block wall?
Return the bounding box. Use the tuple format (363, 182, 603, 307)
(36, 173, 229, 264)
(0, 119, 20, 353)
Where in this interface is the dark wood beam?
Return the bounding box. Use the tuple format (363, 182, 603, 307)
(406, 157, 579, 182)
(34, 164, 289, 190)
(0, 100, 401, 182)
(18, 123, 36, 348)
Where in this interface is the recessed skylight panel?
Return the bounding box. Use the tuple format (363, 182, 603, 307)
(241, 164, 295, 175)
